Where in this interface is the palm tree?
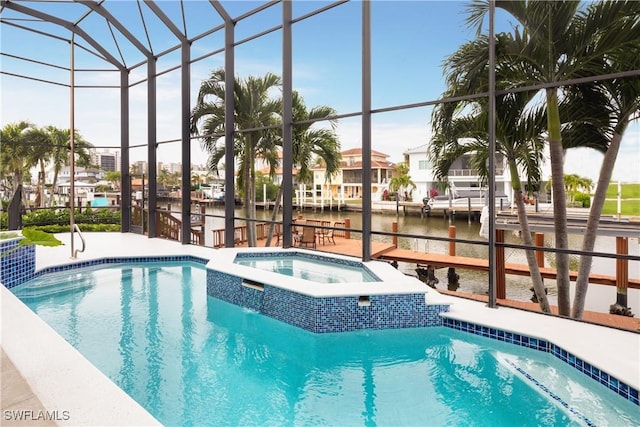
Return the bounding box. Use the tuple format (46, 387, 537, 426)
(563, 174, 593, 203)
(158, 168, 172, 191)
(191, 68, 282, 247)
(44, 127, 92, 207)
(46, 126, 71, 206)
(466, 0, 640, 316)
(430, 58, 551, 312)
(388, 163, 416, 201)
(104, 171, 122, 191)
(0, 121, 37, 207)
(265, 91, 341, 246)
(566, 52, 640, 318)
(23, 126, 51, 207)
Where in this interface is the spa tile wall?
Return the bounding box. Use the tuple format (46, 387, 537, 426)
(0, 239, 35, 289)
(207, 269, 450, 333)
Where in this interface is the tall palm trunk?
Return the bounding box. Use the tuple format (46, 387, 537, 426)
(12, 168, 29, 209)
(38, 159, 46, 208)
(509, 161, 551, 313)
(242, 141, 257, 247)
(49, 169, 60, 207)
(546, 89, 571, 316)
(572, 132, 623, 318)
(265, 185, 284, 247)
(249, 161, 257, 246)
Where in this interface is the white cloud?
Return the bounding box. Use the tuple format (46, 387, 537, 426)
(335, 119, 431, 163)
(563, 124, 640, 182)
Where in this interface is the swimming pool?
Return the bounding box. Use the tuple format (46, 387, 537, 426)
(12, 261, 639, 426)
(233, 252, 380, 283)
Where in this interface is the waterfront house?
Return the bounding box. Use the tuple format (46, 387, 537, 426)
(312, 148, 396, 200)
(403, 144, 552, 203)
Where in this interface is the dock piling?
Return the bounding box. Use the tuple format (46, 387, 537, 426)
(611, 236, 633, 316)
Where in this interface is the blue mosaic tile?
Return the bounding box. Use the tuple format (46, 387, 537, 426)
(207, 268, 449, 333)
(0, 239, 36, 288)
(441, 317, 639, 408)
(1, 253, 209, 290)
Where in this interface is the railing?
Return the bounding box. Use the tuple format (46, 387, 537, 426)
(212, 222, 275, 248)
(212, 225, 250, 248)
(211, 219, 351, 248)
(72, 223, 86, 258)
(190, 229, 204, 245)
(129, 208, 205, 246)
(157, 210, 180, 241)
(333, 221, 347, 238)
(449, 168, 504, 177)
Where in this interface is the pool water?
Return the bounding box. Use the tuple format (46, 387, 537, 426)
(233, 253, 380, 283)
(13, 262, 639, 426)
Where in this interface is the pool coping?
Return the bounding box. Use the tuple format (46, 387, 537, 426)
(2, 231, 639, 421)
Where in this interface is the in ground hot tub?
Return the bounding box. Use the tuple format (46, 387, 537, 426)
(206, 248, 450, 333)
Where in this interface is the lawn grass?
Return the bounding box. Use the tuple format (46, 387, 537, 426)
(601, 182, 640, 216)
(602, 199, 640, 216)
(604, 182, 640, 199)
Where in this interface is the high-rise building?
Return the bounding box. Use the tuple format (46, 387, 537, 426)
(90, 149, 120, 172)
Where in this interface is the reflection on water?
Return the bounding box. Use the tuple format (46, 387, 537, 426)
(188, 205, 639, 303)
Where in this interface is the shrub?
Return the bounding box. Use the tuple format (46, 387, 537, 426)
(573, 192, 591, 208)
(32, 224, 120, 233)
(1, 207, 120, 231)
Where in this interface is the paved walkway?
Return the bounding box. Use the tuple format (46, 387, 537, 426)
(1, 350, 55, 427)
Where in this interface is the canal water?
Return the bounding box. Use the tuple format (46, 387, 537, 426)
(185, 204, 639, 304)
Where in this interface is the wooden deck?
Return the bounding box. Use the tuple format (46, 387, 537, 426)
(236, 233, 395, 259)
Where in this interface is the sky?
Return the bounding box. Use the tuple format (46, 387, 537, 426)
(1, 0, 639, 183)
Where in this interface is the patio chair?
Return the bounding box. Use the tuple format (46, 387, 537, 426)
(320, 227, 335, 245)
(298, 226, 316, 249)
(274, 223, 283, 246)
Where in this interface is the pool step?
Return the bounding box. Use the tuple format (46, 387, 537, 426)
(495, 352, 614, 427)
(12, 270, 98, 299)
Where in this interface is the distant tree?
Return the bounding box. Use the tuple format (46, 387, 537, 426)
(255, 173, 279, 202)
(24, 126, 51, 207)
(0, 121, 36, 204)
(158, 168, 173, 189)
(389, 163, 415, 201)
(104, 171, 122, 191)
(43, 126, 92, 206)
(564, 174, 593, 203)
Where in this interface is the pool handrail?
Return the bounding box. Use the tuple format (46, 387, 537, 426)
(72, 224, 86, 259)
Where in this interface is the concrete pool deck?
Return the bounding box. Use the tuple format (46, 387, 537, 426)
(1, 232, 638, 425)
